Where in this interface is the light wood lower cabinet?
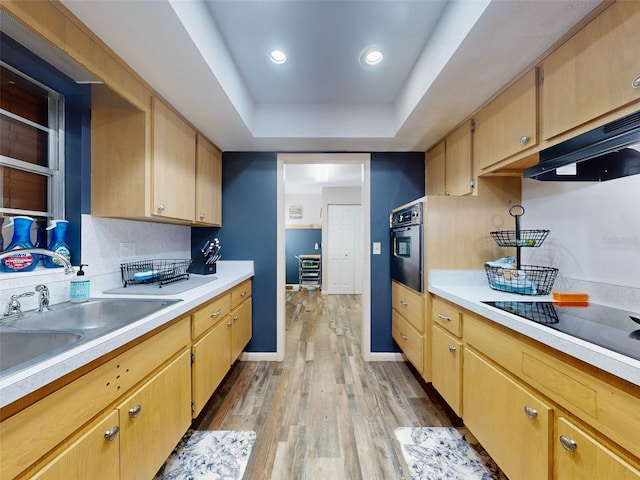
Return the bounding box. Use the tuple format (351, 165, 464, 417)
(117, 351, 192, 480)
(464, 348, 552, 480)
(555, 416, 640, 480)
(431, 325, 462, 416)
(192, 315, 232, 417)
(392, 310, 423, 374)
(231, 298, 252, 364)
(30, 411, 120, 480)
(391, 281, 425, 374)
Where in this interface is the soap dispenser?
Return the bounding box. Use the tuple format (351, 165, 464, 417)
(70, 264, 90, 303)
(43, 220, 71, 268)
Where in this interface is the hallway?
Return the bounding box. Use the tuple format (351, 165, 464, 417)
(192, 290, 460, 479)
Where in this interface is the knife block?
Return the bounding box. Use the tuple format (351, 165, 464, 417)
(187, 257, 217, 275)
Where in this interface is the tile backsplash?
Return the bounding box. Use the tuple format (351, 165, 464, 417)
(0, 215, 191, 311)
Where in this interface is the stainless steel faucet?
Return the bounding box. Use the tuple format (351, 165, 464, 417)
(4, 291, 35, 318)
(35, 284, 50, 312)
(0, 248, 75, 274)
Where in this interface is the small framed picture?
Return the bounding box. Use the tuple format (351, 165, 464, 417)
(289, 205, 303, 219)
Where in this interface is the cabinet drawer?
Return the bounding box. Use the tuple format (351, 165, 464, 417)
(191, 293, 231, 339)
(230, 279, 252, 310)
(392, 281, 424, 332)
(431, 296, 462, 337)
(465, 312, 640, 460)
(464, 348, 552, 480)
(431, 325, 463, 416)
(392, 310, 424, 374)
(555, 417, 640, 480)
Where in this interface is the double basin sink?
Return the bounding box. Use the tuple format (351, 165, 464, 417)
(0, 298, 181, 378)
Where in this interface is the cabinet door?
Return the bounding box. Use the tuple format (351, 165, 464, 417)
(151, 97, 196, 221)
(444, 121, 473, 196)
(195, 134, 222, 226)
(474, 69, 538, 171)
(31, 411, 120, 480)
(555, 417, 640, 480)
(231, 298, 252, 364)
(541, 1, 640, 140)
(192, 318, 231, 416)
(463, 349, 552, 480)
(431, 325, 462, 416)
(425, 140, 446, 196)
(118, 351, 192, 480)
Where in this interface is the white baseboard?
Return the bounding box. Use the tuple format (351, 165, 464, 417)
(241, 351, 404, 362)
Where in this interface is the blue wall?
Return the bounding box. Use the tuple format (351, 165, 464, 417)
(192, 151, 424, 354)
(285, 228, 322, 284)
(1, 34, 91, 265)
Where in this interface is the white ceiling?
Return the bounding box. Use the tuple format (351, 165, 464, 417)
(60, 0, 601, 154)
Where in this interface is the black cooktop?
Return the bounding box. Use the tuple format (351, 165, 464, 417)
(482, 301, 640, 361)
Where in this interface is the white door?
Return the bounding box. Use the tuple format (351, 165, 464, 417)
(327, 205, 362, 294)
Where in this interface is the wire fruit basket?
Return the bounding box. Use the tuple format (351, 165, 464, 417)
(485, 205, 558, 296)
(120, 259, 191, 288)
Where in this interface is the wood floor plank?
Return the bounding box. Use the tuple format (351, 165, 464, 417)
(192, 290, 465, 479)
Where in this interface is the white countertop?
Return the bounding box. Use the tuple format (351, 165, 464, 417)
(0, 261, 254, 408)
(429, 270, 640, 387)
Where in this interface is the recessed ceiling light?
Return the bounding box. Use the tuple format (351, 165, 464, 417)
(360, 46, 383, 66)
(270, 50, 287, 64)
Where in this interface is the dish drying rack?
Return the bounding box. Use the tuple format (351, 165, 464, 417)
(485, 205, 558, 296)
(120, 259, 191, 288)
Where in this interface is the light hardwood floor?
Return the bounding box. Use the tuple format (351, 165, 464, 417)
(192, 289, 461, 480)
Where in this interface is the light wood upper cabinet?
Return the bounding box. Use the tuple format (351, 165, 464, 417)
(541, 1, 640, 140)
(151, 97, 196, 222)
(445, 121, 473, 196)
(474, 69, 538, 172)
(425, 140, 446, 196)
(426, 122, 473, 196)
(195, 134, 222, 226)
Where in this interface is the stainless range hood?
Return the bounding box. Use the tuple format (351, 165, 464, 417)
(524, 110, 640, 181)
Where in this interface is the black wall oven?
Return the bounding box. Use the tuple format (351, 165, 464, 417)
(390, 202, 423, 293)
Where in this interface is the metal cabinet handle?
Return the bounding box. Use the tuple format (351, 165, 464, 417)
(199, 212, 205, 220)
(448, 345, 457, 353)
(240, 291, 247, 297)
(632, 75, 640, 89)
(104, 426, 120, 442)
(226, 321, 233, 327)
(157, 204, 166, 212)
(400, 333, 408, 341)
(437, 313, 451, 322)
(400, 300, 409, 307)
(559, 435, 577, 452)
(210, 309, 222, 318)
(233, 315, 239, 322)
(520, 135, 530, 144)
(129, 404, 142, 418)
(524, 405, 538, 419)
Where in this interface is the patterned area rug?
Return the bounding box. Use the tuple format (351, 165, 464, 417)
(154, 430, 256, 480)
(395, 427, 508, 480)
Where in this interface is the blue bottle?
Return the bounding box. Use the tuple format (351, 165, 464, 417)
(1, 216, 38, 272)
(43, 219, 71, 268)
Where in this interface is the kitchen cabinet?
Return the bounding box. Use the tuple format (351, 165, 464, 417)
(541, 1, 640, 141)
(0, 319, 190, 479)
(425, 140, 446, 196)
(117, 351, 191, 480)
(30, 411, 120, 480)
(464, 348, 552, 480)
(151, 97, 196, 222)
(474, 69, 538, 173)
(555, 416, 640, 480)
(391, 281, 425, 374)
(425, 122, 473, 196)
(431, 324, 462, 416)
(191, 279, 252, 417)
(195, 134, 222, 226)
